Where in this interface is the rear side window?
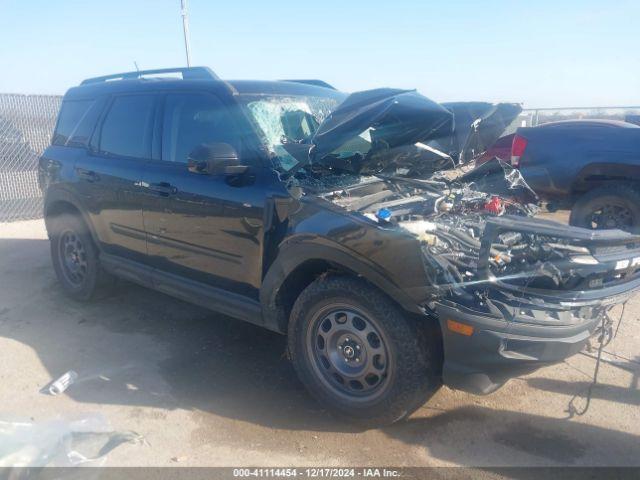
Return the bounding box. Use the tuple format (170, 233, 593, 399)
(52, 100, 94, 146)
(99, 95, 155, 159)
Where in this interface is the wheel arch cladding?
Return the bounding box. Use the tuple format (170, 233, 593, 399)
(45, 200, 83, 234)
(45, 199, 80, 218)
(44, 191, 98, 245)
(260, 239, 425, 333)
(268, 258, 338, 332)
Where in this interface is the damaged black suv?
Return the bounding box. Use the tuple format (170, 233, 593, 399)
(40, 67, 640, 425)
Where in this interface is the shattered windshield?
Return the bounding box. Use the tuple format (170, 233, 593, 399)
(238, 90, 520, 182)
(239, 92, 371, 173)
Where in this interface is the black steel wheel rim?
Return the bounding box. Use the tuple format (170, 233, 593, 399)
(590, 204, 633, 230)
(306, 304, 391, 401)
(58, 229, 88, 287)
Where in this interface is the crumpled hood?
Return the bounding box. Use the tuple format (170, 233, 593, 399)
(436, 102, 522, 163)
(310, 88, 454, 160)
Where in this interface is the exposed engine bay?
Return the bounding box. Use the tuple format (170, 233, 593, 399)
(313, 159, 640, 311)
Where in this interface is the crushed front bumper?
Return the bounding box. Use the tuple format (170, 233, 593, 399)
(434, 298, 603, 394)
(432, 216, 640, 395)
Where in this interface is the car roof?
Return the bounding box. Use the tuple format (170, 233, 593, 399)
(226, 79, 345, 99)
(64, 67, 344, 102)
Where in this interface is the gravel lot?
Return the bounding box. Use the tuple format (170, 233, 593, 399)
(0, 216, 638, 468)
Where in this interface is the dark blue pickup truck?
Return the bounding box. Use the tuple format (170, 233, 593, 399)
(513, 119, 640, 231)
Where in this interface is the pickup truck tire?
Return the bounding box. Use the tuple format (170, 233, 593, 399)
(49, 213, 113, 301)
(570, 184, 640, 232)
(288, 275, 441, 426)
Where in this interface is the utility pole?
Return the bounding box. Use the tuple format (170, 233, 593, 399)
(180, 0, 192, 67)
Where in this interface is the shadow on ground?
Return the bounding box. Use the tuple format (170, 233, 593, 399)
(527, 377, 640, 406)
(2, 237, 640, 466)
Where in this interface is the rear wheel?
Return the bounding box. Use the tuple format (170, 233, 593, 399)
(570, 184, 640, 232)
(49, 214, 113, 301)
(288, 275, 442, 426)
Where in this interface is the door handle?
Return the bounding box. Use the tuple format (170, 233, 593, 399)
(42, 159, 62, 172)
(148, 182, 178, 196)
(76, 168, 99, 182)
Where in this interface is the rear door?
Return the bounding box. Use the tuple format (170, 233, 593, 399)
(142, 91, 267, 300)
(74, 93, 157, 264)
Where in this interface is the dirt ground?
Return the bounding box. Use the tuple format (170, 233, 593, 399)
(0, 214, 638, 468)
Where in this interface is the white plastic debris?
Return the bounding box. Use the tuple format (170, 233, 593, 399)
(48, 370, 78, 396)
(0, 413, 145, 468)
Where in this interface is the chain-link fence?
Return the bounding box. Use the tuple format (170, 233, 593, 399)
(0, 93, 62, 222)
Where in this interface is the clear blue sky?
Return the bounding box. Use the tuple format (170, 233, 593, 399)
(1, 0, 638, 108)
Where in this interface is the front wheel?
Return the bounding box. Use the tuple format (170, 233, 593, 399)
(569, 184, 640, 232)
(288, 276, 442, 426)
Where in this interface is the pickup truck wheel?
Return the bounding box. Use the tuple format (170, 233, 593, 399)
(570, 184, 640, 232)
(288, 276, 441, 426)
(50, 214, 112, 301)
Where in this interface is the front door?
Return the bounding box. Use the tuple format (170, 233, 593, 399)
(142, 92, 267, 300)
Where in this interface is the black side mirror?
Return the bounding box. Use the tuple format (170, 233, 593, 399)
(187, 143, 248, 175)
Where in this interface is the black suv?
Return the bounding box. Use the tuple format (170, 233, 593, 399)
(39, 67, 640, 425)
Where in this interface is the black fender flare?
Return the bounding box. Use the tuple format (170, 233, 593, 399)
(260, 235, 424, 333)
(43, 187, 99, 246)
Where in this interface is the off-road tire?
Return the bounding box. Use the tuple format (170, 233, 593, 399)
(288, 275, 442, 426)
(49, 213, 113, 301)
(570, 184, 640, 232)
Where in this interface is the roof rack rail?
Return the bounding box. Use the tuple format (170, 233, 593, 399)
(81, 67, 219, 85)
(281, 79, 336, 90)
